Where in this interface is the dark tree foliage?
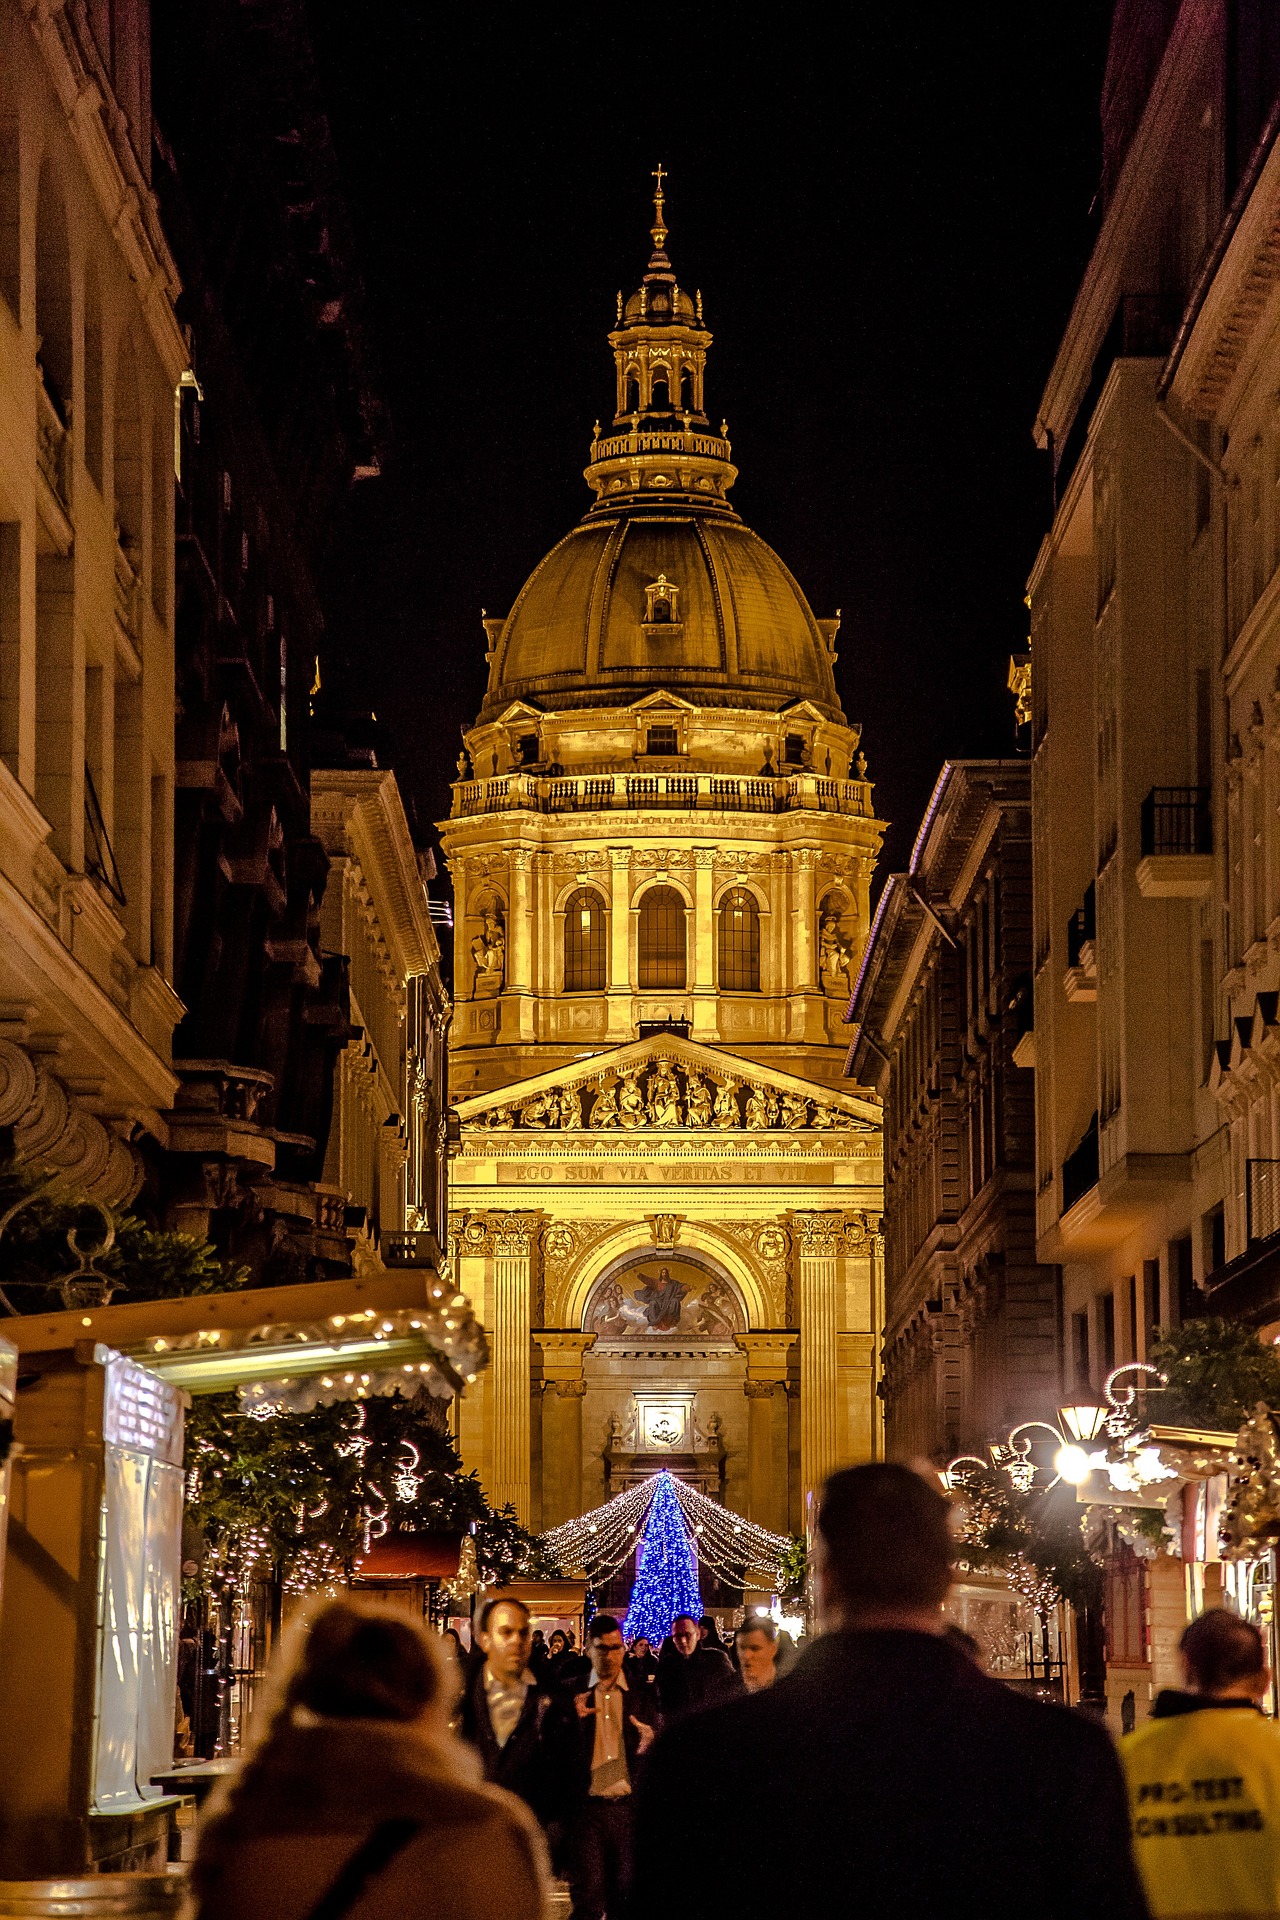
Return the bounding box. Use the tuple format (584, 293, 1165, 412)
(958, 1469, 1103, 1612)
(1150, 1318, 1280, 1431)
(187, 1387, 558, 1589)
(0, 1162, 247, 1311)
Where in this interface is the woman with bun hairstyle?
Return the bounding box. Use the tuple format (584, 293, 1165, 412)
(193, 1599, 550, 1920)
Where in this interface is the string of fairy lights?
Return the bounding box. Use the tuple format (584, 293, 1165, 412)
(541, 1469, 790, 1589)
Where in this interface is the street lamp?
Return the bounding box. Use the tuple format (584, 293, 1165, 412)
(1058, 1389, 1110, 1445)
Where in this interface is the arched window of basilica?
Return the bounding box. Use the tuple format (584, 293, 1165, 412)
(638, 885, 686, 990)
(564, 887, 607, 992)
(717, 886, 760, 993)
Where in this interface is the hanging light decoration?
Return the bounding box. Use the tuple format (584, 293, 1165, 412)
(541, 1469, 791, 1589)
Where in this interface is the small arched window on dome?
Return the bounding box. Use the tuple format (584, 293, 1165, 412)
(638, 885, 686, 990)
(650, 367, 671, 408)
(718, 887, 760, 993)
(564, 887, 607, 993)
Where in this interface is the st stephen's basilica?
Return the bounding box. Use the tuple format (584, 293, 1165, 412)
(441, 178, 885, 1541)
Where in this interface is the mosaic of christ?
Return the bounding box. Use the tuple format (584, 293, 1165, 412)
(584, 1257, 745, 1343)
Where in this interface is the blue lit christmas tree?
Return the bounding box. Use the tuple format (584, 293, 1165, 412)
(623, 1470, 702, 1644)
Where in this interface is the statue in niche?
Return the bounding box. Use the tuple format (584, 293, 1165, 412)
(618, 1072, 646, 1129)
(778, 1090, 809, 1130)
(590, 1079, 620, 1128)
(647, 1062, 683, 1127)
(745, 1085, 778, 1130)
(684, 1071, 712, 1128)
(558, 1084, 583, 1128)
(522, 1088, 558, 1129)
(470, 907, 506, 999)
(712, 1079, 740, 1128)
(818, 904, 853, 998)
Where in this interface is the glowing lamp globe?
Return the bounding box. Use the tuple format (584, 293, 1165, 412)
(1058, 1392, 1109, 1444)
(1053, 1443, 1093, 1486)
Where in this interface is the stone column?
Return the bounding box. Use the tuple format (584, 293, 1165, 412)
(489, 1211, 541, 1521)
(791, 849, 819, 991)
(691, 848, 715, 1038)
(793, 1211, 843, 1505)
(507, 849, 532, 992)
(736, 1331, 797, 1537)
(532, 1331, 596, 1529)
(607, 848, 631, 1038)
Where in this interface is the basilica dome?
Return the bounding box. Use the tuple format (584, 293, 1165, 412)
(479, 505, 843, 722)
(478, 179, 844, 726)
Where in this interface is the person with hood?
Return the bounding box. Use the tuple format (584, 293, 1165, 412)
(1123, 1607, 1280, 1919)
(193, 1598, 550, 1920)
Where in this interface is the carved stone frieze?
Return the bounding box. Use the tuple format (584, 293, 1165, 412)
(646, 1212, 683, 1248)
(468, 1057, 852, 1135)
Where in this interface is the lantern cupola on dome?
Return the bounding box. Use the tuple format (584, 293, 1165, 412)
(586, 168, 737, 511)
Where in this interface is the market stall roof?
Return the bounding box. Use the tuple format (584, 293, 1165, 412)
(353, 1532, 463, 1580)
(0, 1271, 488, 1406)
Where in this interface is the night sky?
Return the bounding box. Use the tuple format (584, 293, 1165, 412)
(307, 6, 1114, 881)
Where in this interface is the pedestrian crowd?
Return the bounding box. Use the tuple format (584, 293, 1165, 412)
(191, 1462, 1280, 1920)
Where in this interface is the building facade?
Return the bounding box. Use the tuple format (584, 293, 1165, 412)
(846, 762, 1060, 1461)
(150, 2, 387, 1280)
(0, 1, 185, 1206)
(441, 187, 885, 1529)
(313, 767, 450, 1269)
(1026, 0, 1280, 1373)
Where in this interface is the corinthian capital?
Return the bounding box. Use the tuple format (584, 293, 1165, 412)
(490, 1211, 540, 1258)
(792, 1210, 843, 1256)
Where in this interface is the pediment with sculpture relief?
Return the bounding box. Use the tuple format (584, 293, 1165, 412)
(451, 1033, 878, 1137)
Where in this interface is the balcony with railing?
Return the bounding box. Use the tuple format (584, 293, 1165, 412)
(451, 768, 875, 820)
(36, 375, 71, 540)
(1064, 881, 1097, 1002)
(1137, 786, 1212, 898)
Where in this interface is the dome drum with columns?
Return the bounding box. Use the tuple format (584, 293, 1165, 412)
(441, 178, 885, 1536)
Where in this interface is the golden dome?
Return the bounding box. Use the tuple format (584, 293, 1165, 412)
(479, 504, 843, 722)
(478, 174, 844, 725)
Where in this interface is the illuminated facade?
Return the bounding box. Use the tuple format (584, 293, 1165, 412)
(441, 185, 885, 1530)
(0, 3, 186, 1203)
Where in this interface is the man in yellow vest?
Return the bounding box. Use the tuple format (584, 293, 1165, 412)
(1123, 1608, 1280, 1918)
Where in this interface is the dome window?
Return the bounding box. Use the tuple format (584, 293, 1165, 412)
(718, 887, 760, 994)
(638, 885, 687, 990)
(516, 733, 540, 766)
(564, 887, 607, 993)
(643, 574, 681, 629)
(784, 732, 809, 767)
(645, 724, 679, 757)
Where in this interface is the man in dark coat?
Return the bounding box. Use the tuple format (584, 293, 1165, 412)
(458, 1595, 565, 1829)
(656, 1611, 742, 1720)
(562, 1612, 660, 1920)
(632, 1463, 1150, 1920)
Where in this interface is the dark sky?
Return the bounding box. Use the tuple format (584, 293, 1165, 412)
(307, 6, 1114, 881)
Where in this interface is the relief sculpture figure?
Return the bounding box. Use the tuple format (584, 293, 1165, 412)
(646, 1062, 683, 1127)
(712, 1079, 740, 1128)
(618, 1071, 647, 1129)
(558, 1084, 583, 1128)
(745, 1085, 777, 1130)
(522, 1088, 558, 1129)
(684, 1071, 712, 1127)
(778, 1090, 808, 1130)
(590, 1079, 620, 1128)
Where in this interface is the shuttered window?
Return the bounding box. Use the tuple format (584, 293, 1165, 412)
(638, 885, 686, 990)
(564, 888, 607, 992)
(718, 886, 760, 992)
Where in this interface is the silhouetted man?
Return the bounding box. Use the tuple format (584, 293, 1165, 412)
(1124, 1608, 1280, 1919)
(632, 1463, 1149, 1919)
(656, 1612, 740, 1720)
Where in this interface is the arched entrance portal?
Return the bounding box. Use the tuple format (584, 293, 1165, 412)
(580, 1248, 748, 1507)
